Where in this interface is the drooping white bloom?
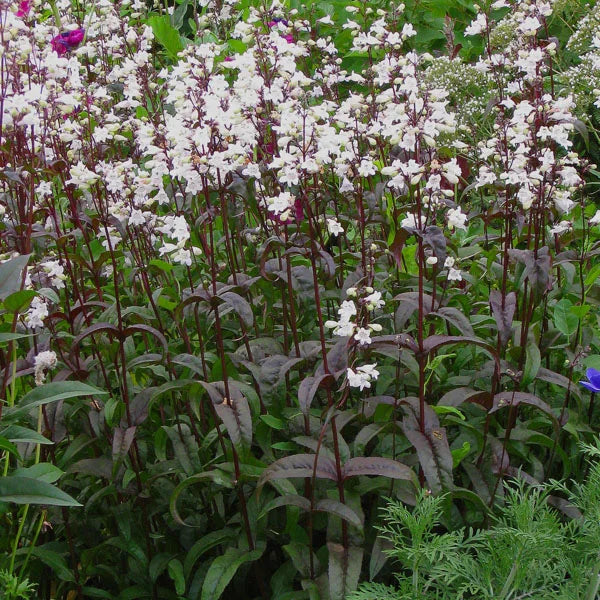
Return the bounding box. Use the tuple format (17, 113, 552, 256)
(26, 297, 49, 329)
(364, 291, 385, 310)
(34, 350, 58, 386)
(447, 208, 468, 231)
(327, 218, 344, 235)
(465, 14, 487, 36)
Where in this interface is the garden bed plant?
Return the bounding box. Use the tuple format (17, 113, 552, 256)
(1, 0, 600, 598)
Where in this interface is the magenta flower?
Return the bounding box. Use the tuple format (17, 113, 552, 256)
(51, 28, 85, 56)
(580, 368, 600, 393)
(16, 1, 32, 17)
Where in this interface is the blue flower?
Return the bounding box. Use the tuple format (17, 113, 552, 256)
(580, 368, 600, 393)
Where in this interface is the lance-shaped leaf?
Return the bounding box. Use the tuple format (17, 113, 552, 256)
(489, 290, 516, 346)
(0, 476, 81, 506)
(342, 457, 415, 484)
(431, 307, 474, 337)
(315, 338, 349, 378)
(537, 367, 581, 400)
(394, 292, 434, 329)
(298, 374, 333, 415)
(327, 543, 363, 600)
(217, 291, 254, 327)
(201, 546, 264, 600)
(258, 454, 338, 488)
(9, 381, 108, 418)
(401, 401, 453, 494)
(509, 247, 552, 297)
(199, 381, 252, 448)
(421, 335, 499, 371)
(439, 387, 492, 410)
(417, 226, 447, 265)
(316, 499, 363, 529)
(490, 391, 565, 428)
(112, 426, 136, 474)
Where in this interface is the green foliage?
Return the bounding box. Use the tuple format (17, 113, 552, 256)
(352, 442, 600, 599)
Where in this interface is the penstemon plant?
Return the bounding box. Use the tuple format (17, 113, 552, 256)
(0, 0, 599, 598)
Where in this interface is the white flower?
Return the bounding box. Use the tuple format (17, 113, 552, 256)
(465, 14, 487, 36)
(447, 267, 462, 281)
(339, 177, 354, 193)
(447, 208, 468, 231)
(589, 210, 600, 226)
(347, 362, 379, 391)
(347, 368, 371, 391)
(327, 218, 344, 235)
(357, 363, 380, 379)
(426, 256, 438, 265)
(518, 16, 541, 36)
(550, 221, 572, 235)
(444, 256, 455, 268)
(354, 327, 372, 346)
(358, 159, 376, 177)
(34, 350, 57, 386)
(26, 297, 48, 329)
(401, 213, 419, 230)
(338, 300, 357, 320)
(364, 291, 384, 310)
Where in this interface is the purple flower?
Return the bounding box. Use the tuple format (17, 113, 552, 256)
(16, 1, 32, 17)
(580, 368, 600, 393)
(51, 28, 85, 56)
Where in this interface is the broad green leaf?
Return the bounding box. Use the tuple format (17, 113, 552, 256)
(0, 476, 81, 506)
(0, 425, 53, 445)
(3, 289, 36, 313)
(148, 15, 184, 58)
(0, 254, 30, 299)
(13, 463, 64, 484)
(201, 546, 264, 600)
(10, 381, 108, 417)
(553, 299, 578, 337)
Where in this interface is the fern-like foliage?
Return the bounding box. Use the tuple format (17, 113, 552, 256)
(350, 441, 600, 600)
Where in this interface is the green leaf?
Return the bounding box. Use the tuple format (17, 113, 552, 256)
(29, 547, 75, 582)
(184, 530, 236, 579)
(431, 405, 466, 420)
(553, 299, 578, 337)
(0, 332, 30, 345)
(0, 436, 20, 459)
(0, 476, 81, 506)
(522, 342, 541, 387)
(451, 441, 471, 468)
(3, 289, 36, 313)
(0, 424, 53, 445)
(148, 15, 184, 58)
(260, 414, 286, 430)
(0, 254, 30, 299)
(13, 463, 64, 484)
(201, 547, 264, 600)
(10, 381, 108, 417)
(168, 559, 186, 596)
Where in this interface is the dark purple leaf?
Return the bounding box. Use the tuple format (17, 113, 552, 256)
(342, 457, 415, 483)
(258, 454, 338, 487)
(489, 290, 516, 347)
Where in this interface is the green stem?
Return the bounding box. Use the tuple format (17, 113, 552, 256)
(48, 1, 62, 29)
(8, 505, 29, 576)
(19, 509, 46, 579)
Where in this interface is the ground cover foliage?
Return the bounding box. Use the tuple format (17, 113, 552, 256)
(1, 0, 600, 597)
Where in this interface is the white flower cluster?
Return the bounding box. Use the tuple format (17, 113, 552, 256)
(325, 287, 384, 347)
